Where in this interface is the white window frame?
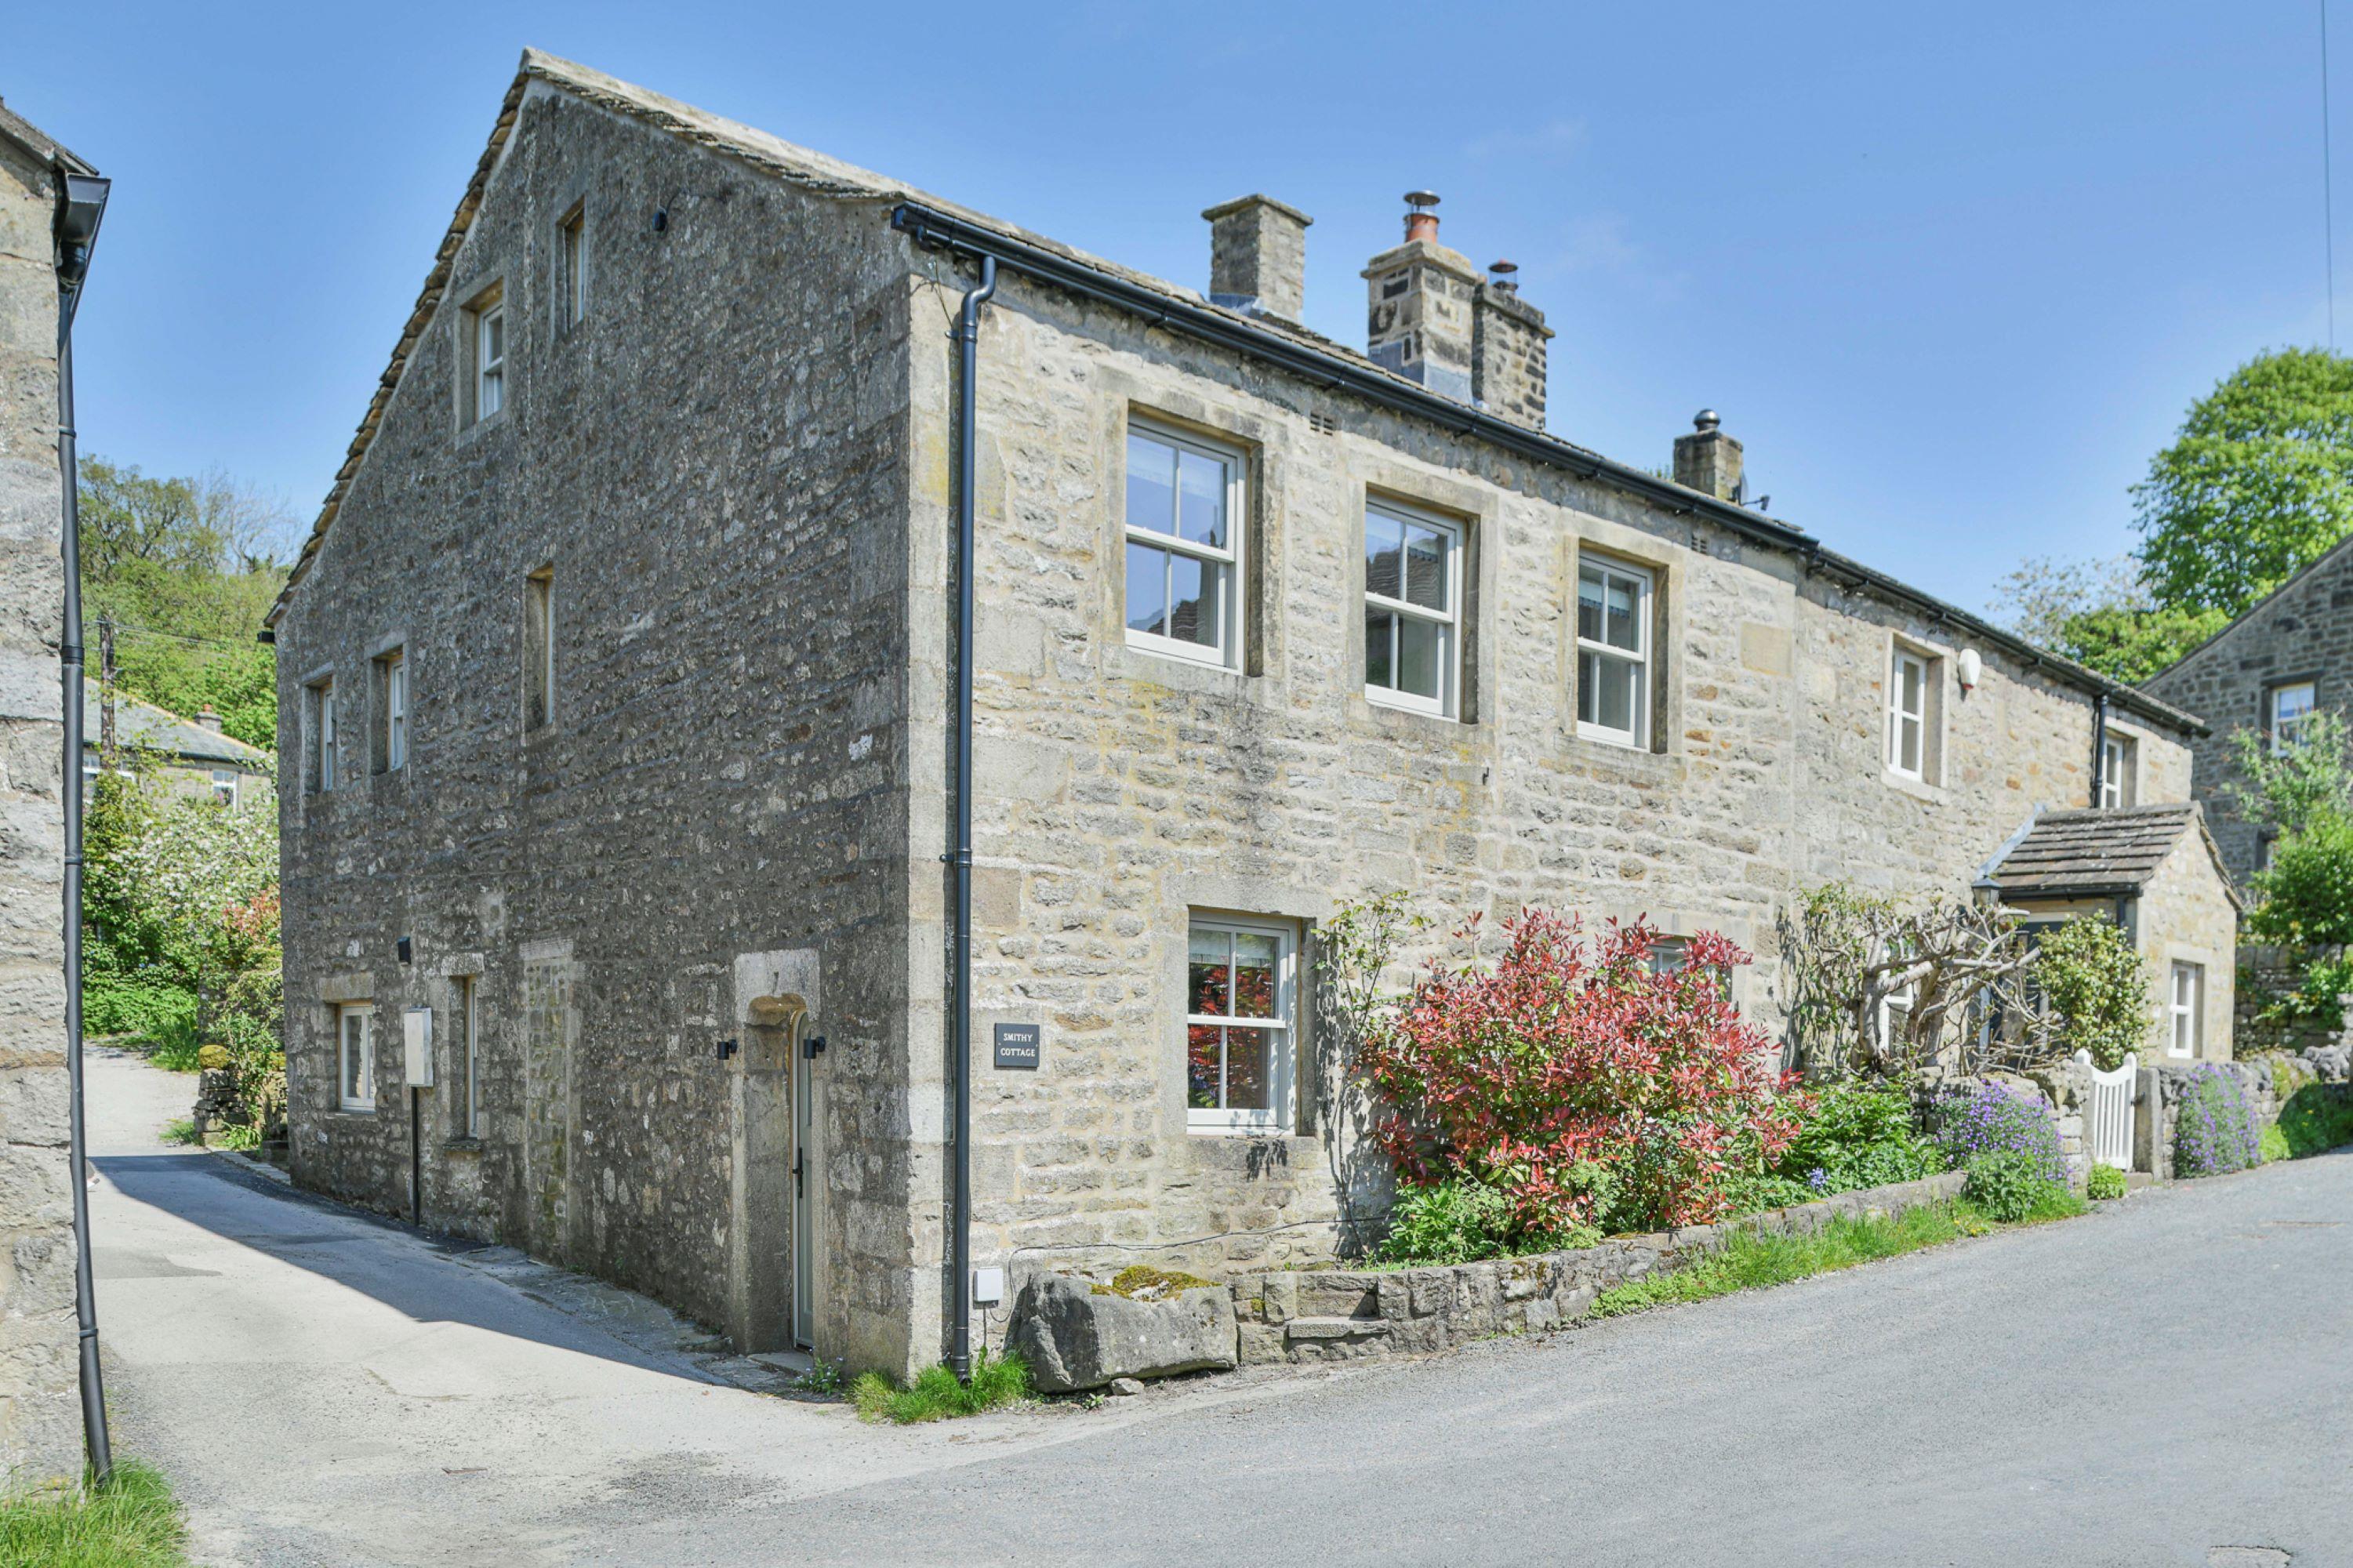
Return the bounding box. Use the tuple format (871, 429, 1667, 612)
(380, 649, 408, 771)
(1363, 499, 1462, 718)
(558, 205, 588, 332)
(1184, 914, 1295, 1135)
(2168, 961, 2203, 1059)
(2270, 681, 2318, 755)
(1574, 554, 1653, 750)
(475, 299, 506, 420)
(338, 1005, 376, 1112)
(459, 976, 482, 1140)
(1887, 646, 1931, 780)
(209, 769, 238, 806)
(2099, 732, 2135, 809)
(1122, 420, 1244, 670)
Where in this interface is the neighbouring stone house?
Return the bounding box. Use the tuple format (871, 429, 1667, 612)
(267, 53, 2234, 1379)
(1981, 804, 2240, 1062)
(0, 97, 97, 1490)
(2142, 531, 2353, 884)
(81, 681, 273, 810)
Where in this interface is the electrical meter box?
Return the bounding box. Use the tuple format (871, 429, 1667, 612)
(403, 1007, 434, 1087)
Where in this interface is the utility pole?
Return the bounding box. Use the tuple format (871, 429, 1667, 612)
(96, 612, 115, 772)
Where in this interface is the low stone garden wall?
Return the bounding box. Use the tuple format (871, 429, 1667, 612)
(1225, 1171, 1966, 1367)
(2135, 1048, 2353, 1179)
(2233, 944, 2353, 1058)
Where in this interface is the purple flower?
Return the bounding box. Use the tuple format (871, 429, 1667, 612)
(1931, 1083, 2068, 1185)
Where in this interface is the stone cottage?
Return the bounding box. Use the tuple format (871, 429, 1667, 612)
(1981, 803, 2240, 1062)
(0, 97, 100, 1489)
(81, 681, 273, 810)
(2143, 532, 2353, 884)
(267, 53, 2234, 1379)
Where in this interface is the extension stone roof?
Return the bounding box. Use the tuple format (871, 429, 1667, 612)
(81, 681, 271, 769)
(260, 49, 2208, 740)
(1984, 804, 2233, 903)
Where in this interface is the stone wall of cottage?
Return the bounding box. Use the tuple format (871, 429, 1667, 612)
(2143, 539, 2353, 885)
(273, 87, 931, 1376)
(2134, 830, 2240, 1062)
(915, 263, 2206, 1343)
(0, 128, 80, 1490)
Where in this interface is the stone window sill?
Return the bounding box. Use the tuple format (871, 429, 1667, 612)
(1881, 768, 1948, 805)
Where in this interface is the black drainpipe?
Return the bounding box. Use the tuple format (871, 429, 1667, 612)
(2090, 692, 2110, 808)
(55, 167, 114, 1483)
(949, 256, 996, 1383)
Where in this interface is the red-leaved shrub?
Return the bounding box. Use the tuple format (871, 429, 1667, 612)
(1366, 910, 1799, 1239)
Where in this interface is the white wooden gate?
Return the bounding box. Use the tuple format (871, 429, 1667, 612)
(2074, 1049, 2138, 1171)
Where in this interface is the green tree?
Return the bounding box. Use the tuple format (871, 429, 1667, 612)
(78, 456, 296, 750)
(2132, 347, 2353, 617)
(2034, 915, 2149, 1071)
(2228, 710, 2353, 839)
(1991, 555, 2229, 683)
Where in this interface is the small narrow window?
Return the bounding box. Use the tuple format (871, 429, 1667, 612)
(465, 286, 507, 426)
(558, 205, 588, 332)
(2270, 681, 2318, 755)
(1575, 556, 1652, 748)
(339, 1005, 376, 1112)
(1887, 648, 1930, 779)
(376, 648, 407, 772)
(310, 678, 336, 794)
(2100, 732, 2137, 809)
(1364, 501, 1462, 717)
(2168, 961, 2203, 1058)
(1185, 915, 1295, 1134)
(525, 567, 555, 731)
(1124, 422, 1241, 669)
(210, 769, 238, 806)
(457, 976, 482, 1140)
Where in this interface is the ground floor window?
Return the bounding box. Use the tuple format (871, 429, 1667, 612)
(2168, 962, 2203, 1059)
(339, 1004, 376, 1112)
(1186, 915, 1294, 1133)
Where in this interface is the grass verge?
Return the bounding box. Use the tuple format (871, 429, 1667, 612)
(0, 1461, 187, 1568)
(850, 1349, 1033, 1424)
(1589, 1189, 2085, 1320)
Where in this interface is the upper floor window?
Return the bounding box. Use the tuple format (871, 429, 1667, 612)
(1185, 915, 1294, 1134)
(307, 677, 336, 793)
(2270, 681, 2318, 754)
(339, 1004, 376, 1112)
(1575, 556, 1651, 748)
(1124, 423, 1240, 668)
(1364, 501, 1461, 717)
(375, 648, 407, 772)
(2168, 961, 2204, 1059)
(2100, 731, 2137, 809)
(1887, 646, 1934, 780)
(464, 285, 506, 426)
(558, 205, 588, 332)
(524, 567, 555, 731)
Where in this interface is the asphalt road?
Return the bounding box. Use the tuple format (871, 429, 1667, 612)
(90, 1050, 2349, 1566)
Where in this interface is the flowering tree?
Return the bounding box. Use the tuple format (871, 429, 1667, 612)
(1364, 910, 1799, 1238)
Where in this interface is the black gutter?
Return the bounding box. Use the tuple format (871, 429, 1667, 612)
(55, 167, 113, 1485)
(887, 200, 2204, 740)
(947, 255, 996, 1383)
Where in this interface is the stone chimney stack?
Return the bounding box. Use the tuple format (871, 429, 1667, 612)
(1472, 260, 1552, 430)
(1204, 194, 1313, 321)
(194, 706, 223, 733)
(1364, 191, 1480, 402)
(1673, 409, 1745, 501)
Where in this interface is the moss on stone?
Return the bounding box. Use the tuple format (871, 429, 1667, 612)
(1091, 1264, 1218, 1301)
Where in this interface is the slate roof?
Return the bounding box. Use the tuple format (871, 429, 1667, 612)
(82, 681, 271, 769)
(260, 50, 2206, 739)
(1984, 804, 2226, 901)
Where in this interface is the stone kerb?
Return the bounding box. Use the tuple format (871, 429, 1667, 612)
(1229, 1171, 1967, 1367)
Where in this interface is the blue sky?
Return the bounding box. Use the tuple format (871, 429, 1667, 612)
(8, 2, 2337, 616)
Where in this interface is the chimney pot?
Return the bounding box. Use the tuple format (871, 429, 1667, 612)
(1403, 190, 1441, 243)
(1203, 194, 1313, 321)
(1487, 259, 1519, 292)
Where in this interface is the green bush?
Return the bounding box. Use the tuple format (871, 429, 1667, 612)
(1375, 1178, 1599, 1265)
(1770, 1084, 1940, 1196)
(83, 975, 198, 1047)
(2086, 1163, 2127, 1201)
(2249, 812, 2353, 949)
(2035, 916, 2150, 1070)
(2260, 1123, 2292, 1163)
(1963, 1149, 2067, 1222)
(2271, 1084, 2353, 1158)
(2173, 1065, 2264, 1176)
(850, 1349, 1032, 1424)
